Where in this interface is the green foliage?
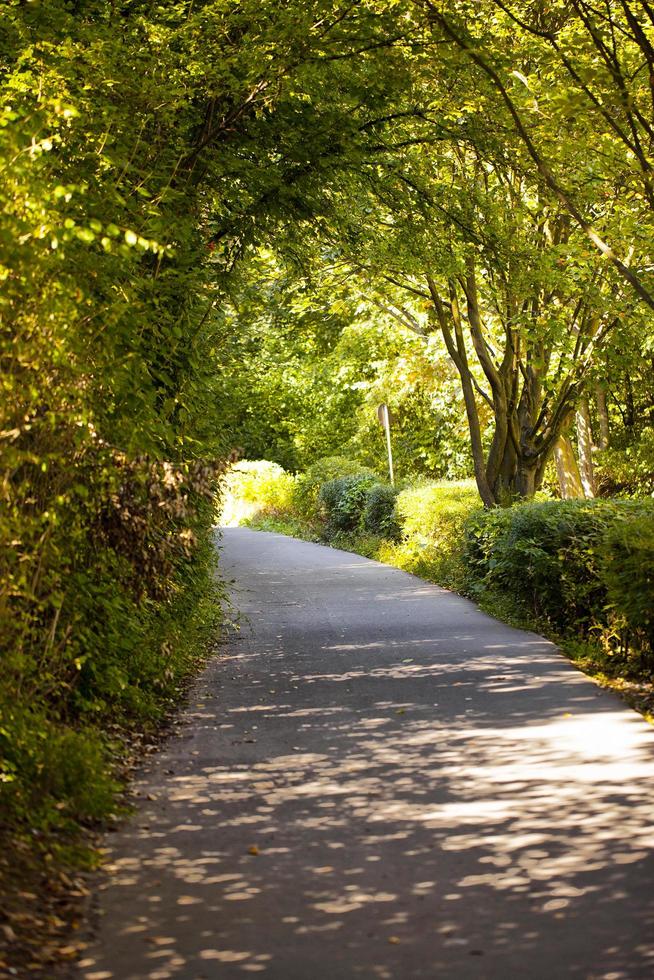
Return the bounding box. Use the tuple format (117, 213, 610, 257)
(362, 484, 401, 539)
(318, 474, 379, 538)
(0, 457, 223, 831)
(293, 456, 377, 520)
(397, 481, 481, 545)
(602, 516, 654, 663)
(221, 461, 296, 525)
(596, 429, 654, 497)
(464, 499, 654, 669)
(377, 480, 482, 590)
(0, 711, 118, 828)
(0, 0, 245, 841)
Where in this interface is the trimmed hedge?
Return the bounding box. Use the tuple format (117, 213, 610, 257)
(377, 480, 481, 590)
(396, 480, 481, 546)
(464, 498, 654, 667)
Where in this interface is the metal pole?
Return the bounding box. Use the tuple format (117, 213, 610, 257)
(383, 405, 394, 485)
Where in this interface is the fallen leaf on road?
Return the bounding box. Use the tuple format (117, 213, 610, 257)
(248, 845, 260, 856)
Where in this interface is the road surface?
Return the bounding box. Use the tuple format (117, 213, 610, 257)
(78, 527, 654, 979)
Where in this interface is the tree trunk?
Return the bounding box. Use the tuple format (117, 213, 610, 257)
(554, 435, 585, 498)
(596, 386, 609, 449)
(514, 459, 538, 499)
(576, 398, 596, 498)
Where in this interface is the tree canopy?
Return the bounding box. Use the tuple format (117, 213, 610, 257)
(2, 1, 654, 907)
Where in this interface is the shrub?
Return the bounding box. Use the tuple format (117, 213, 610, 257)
(0, 452, 224, 834)
(601, 514, 654, 663)
(0, 711, 119, 828)
(464, 498, 654, 644)
(318, 474, 379, 538)
(293, 456, 377, 520)
(387, 480, 482, 589)
(397, 480, 481, 546)
(362, 483, 401, 539)
(220, 460, 295, 525)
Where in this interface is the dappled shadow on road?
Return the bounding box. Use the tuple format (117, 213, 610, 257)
(79, 668, 654, 977)
(79, 543, 654, 979)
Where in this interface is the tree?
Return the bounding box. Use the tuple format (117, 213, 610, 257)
(417, 0, 654, 311)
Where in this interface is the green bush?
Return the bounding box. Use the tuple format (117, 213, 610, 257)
(318, 474, 379, 538)
(380, 480, 482, 589)
(0, 711, 119, 828)
(0, 456, 223, 835)
(293, 456, 377, 520)
(601, 514, 654, 662)
(397, 480, 481, 544)
(362, 484, 401, 539)
(464, 498, 654, 648)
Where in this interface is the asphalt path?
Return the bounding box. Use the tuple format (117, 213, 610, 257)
(78, 527, 654, 980)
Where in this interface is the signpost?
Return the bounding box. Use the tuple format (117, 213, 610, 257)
(376, 403, 395, 485)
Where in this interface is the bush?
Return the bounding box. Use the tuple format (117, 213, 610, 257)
(601, 514, 654, 662)
(0, 453, 223, 834)
(293, 456, 377, 520)
(383, 480, 482, 589)
(397, 480, 481, 545)
(318, 474, 379, 538)
(464, 499, 654, 655)
(0, 711, 119, 828)
(362, 483, 401, 539)
(220, 460, 295, 525)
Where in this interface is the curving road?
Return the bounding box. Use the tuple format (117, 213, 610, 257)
(78, 527, 654, 980)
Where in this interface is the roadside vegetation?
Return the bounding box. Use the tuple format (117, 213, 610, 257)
(223, 460, 654, 720)
(3, 0, 654, 972)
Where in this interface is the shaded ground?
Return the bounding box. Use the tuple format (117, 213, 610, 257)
(0, 835, 91, 978)
(77, 527, 654, 979)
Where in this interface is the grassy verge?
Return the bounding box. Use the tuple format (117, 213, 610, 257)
(0, 644, 219, 978)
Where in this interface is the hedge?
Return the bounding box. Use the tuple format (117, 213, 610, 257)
(464, 498, 654, 668)
(293, 456, 377, 519)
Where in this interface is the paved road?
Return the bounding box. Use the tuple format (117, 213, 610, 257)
(79, 527, 654, 980)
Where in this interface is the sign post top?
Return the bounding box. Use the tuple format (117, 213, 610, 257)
(376, 403, 393, 429)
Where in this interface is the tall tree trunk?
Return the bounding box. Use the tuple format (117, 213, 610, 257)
(554, 435, 585, 498)
(576, 398, 596, 498)
(515, 459, 538, 499)
(428, 275, 496, 507)
(596, 386, 610, 449)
